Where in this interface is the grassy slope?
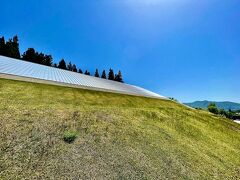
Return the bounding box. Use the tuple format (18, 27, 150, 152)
(0, 78, 239, 179)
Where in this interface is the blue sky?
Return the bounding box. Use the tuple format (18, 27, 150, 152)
(1, 0, 239, 103)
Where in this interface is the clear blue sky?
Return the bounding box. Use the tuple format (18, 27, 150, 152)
(1, 0, 239, 103)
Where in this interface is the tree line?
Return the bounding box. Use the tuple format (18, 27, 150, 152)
(0, 35, 123, 83)
(207, 103, 240, 120)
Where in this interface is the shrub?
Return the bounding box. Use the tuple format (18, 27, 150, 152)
(63, 131, 78, 143)
(208, 103, 219, 114)
(219, 109, 228, 117)
(169, 97, 178, 102)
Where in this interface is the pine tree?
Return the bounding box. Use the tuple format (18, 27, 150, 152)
(35, 52, 45, 64)
(114, 70, 123, 83)
(94, 69, 100, 78)
(78, 69, 83, 74)
(84, 70, 90, 75)
(53, 63, 58, 68)
(5, 36, 21, 59)
(0, 36, 6, 56)
(67, 62, 73, 71)
(43, 55, 53, 66)
(5, 39, 13, 57)
(108, 68, 115, 80)
(22, 48, 36, 62)
(58, 59, 67, 70)
(101, 70, 106, 79)
(12, 35, 20, 59)
(72, 64, 77, 72)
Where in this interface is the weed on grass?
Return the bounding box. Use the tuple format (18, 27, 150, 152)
(63, 131, 78, 143)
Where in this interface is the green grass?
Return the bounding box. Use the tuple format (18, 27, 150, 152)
(63, 131, 78, 143)
(0, 78, 239, 179)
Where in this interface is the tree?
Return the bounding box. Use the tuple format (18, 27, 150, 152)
(101, 70, 106, 79)
(84, 70, 90, 75)
(208, 103, 219, 114)
(78, 69, 83, 74)
(22, 48, 36, 62)
(53, 63, 58, 68)
(43, 55, 53, 66)
(12, 35, 21, 59)
(219, 109, 228, 117)
(5, 35, 21, 59)
(114, 70, 123, 83)
(22, 48, 52, 66)
(72, 64, 77, 72)
(58, 59, 67, 70)
(94, 69, 100, 78)
(108, 68, 115, 80)
(35, 52, 45, 64)
(67, 62, 73, 71)
(0, 36, 6, 56)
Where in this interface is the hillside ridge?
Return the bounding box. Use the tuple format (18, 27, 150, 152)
(184, 100, 240, 111)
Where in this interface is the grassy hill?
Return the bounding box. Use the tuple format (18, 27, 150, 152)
(0, 78, 239, 179)
(185, 101, 240, 111)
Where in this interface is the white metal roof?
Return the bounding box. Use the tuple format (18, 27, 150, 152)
(0, 55, 165, 99)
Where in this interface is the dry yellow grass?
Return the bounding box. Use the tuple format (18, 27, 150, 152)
(0, 78, 239, 179)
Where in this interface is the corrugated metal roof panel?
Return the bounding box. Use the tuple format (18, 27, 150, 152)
(0, 55, 165, 99)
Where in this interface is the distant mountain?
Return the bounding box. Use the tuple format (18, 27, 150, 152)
(184, 101, 240, 111)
